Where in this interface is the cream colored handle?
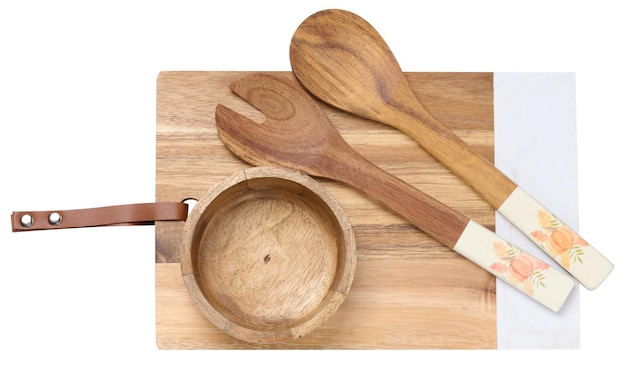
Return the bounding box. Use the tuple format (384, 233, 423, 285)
(498, 187, 614, 290)
(454, 220, 575, 312)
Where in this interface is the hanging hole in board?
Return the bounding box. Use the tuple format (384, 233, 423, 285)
(183, 198, 198, 216)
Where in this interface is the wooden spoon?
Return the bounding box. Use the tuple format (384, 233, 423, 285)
(215, 73, 574, 312)
(289, 8, 613, 290)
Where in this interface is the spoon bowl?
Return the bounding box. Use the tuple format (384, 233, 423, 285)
(289, 9, 414, 121)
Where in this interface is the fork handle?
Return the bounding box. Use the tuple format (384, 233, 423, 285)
(454, 220, 574, 312)
(335, 154, 574, 311)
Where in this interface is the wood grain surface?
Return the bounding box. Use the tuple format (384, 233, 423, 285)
(155, 71, 497, 349)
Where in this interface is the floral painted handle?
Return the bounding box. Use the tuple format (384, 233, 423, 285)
(454, 220, 575, 312)
(498, 187, 614, 290)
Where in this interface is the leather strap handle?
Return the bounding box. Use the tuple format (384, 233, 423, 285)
(11, 202, 188, 232)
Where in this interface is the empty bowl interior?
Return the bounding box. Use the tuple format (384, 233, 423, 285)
(179, 167, 355, 343)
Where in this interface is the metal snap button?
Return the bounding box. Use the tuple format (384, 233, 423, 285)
(20, 214, 34, 228)
(48, 212, 62, 226)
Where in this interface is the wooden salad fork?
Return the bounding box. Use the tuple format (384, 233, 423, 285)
(214, 73, 574, 312)
(289, 8, 613, 290)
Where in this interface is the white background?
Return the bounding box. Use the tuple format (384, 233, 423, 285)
(1, 1, 623, 378)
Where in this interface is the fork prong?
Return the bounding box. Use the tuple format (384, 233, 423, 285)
(215, 103, 275, 168)
(228, 74, 277, 118)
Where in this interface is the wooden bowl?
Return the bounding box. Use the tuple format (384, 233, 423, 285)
(179, 167, 356, 343)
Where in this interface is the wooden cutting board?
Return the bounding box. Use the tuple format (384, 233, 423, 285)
(155, 71, 497, 349)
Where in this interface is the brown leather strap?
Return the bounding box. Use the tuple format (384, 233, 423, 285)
(11, 202, 188, 232)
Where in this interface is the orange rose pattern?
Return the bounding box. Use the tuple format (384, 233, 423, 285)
(489, 241, 549, 295)
(530, 210, 588, 269)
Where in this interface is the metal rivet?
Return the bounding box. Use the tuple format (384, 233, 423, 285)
(48, 212, 62, 226)
(20, 214, 34, 228)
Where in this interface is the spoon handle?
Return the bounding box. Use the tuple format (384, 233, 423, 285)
(337, 154, 574, 312)
(395, 108, 613, 290)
